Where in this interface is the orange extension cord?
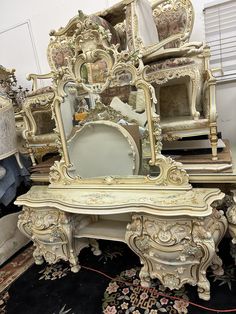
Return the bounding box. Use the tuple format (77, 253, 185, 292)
(81, 265, 236, 313)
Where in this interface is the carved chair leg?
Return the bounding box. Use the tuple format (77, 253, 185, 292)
(89, 239, 102, 256)
(190, 79, 200, 120)
(209, 124, 218, 161)
(28, 147, 37, 166)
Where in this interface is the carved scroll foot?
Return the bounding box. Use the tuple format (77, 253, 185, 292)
(33, 247, 44, 265)
(69, 250, 81, 273)
(210, 254, 224, 276)
(71, 264, 81, 273)
(197, 278, 210, 301)
(140, 270, 151, 288)
(89, 239, 102, 256)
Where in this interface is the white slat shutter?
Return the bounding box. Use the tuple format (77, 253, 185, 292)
(204, 0, 236, 81)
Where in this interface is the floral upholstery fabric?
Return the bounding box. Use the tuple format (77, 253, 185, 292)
(91, 16, 121, 46)
(51, 45, 74, 69)
(28, 86, 54, 97)
(153, 6, 187, 48)
(148, 57, 194, 71)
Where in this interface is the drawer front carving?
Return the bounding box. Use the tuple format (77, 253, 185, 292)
(126, 211, 227, 300)
(18, 206, 75, 267)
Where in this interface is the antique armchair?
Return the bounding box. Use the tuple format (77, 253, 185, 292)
(21, 72, 57, 165)
(144, 47, 219, 160)
(120, 0, 218, 160)
(21, 34, 77, 166)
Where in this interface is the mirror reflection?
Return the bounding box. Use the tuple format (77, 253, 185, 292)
(61, 78, 152, 179)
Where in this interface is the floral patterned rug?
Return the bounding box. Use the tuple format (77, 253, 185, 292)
(0, 240, 236, 314)
(102, 267, 189, 314)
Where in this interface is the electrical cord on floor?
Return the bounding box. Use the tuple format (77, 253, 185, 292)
(81, 265, 236, 313)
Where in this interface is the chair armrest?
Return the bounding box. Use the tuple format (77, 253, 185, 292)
(27, 72, 53, 91)
(204, 69, 218, 123)
(143, 39, 204, 63)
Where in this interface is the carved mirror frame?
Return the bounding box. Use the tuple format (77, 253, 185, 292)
(48, 13, 191, 190)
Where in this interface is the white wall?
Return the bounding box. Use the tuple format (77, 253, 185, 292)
(216, 81, 236, 145)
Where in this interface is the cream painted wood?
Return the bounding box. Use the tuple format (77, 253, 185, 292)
(15, 185, 227, 300)
(15, 1, 230, 302)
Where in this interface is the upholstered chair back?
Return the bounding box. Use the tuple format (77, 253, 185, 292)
(152, 0, 194, 48)
(47, 40, 74, 71)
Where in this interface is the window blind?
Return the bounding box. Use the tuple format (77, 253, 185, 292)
(204, 0, 236, 81)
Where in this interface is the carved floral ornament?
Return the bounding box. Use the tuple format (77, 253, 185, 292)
(47, 11, 191, 189)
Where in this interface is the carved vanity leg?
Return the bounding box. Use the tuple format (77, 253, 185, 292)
(197, 242, 214, 301)
(89, 239, 102, 256)
(33, 246, 44, 265)
(69, 251, 80, 273)
(193, 221, 216, 301)
(125, 216, 151, 288)
(210, 254, 224, 276)
(139, 265, 151, 288)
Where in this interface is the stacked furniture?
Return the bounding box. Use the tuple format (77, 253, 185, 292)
(16, 0, 236, 301)
(0, 67, 29, 265)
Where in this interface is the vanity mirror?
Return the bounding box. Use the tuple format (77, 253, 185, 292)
(48, 13, 175, 186)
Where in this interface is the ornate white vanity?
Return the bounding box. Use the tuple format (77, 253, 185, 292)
(16, 183, 227, 300)
(15, 4, 228, 301)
